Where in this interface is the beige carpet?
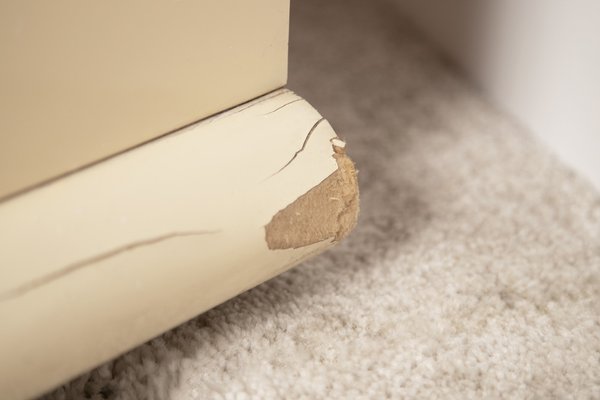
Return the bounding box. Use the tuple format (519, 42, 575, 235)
(44, 0, 600, 398)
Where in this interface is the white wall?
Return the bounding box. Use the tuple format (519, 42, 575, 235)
(392, 0, 600, 189)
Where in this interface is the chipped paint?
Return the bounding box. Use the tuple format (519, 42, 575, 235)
(265, 141, 359, 250)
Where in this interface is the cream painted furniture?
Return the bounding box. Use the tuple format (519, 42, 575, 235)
(0, 0, 289, 200)
(0, 89, 358, 400)
(0, 3, 359, 399)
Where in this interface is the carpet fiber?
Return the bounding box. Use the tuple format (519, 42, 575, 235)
(44, 0, 600, 398)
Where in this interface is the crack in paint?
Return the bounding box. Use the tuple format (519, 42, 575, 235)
(263, 98, 303, 115)
(266, 117, 326, 179)
(0, 230, 219, 302)
(209, 89, 290, 124)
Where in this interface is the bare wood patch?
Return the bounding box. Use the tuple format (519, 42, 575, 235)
(265, 142, 359, 250)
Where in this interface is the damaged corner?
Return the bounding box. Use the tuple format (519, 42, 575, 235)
(264, 137, 359, 250)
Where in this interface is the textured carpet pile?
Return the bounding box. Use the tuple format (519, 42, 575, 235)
(44, 0, 600, 398)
